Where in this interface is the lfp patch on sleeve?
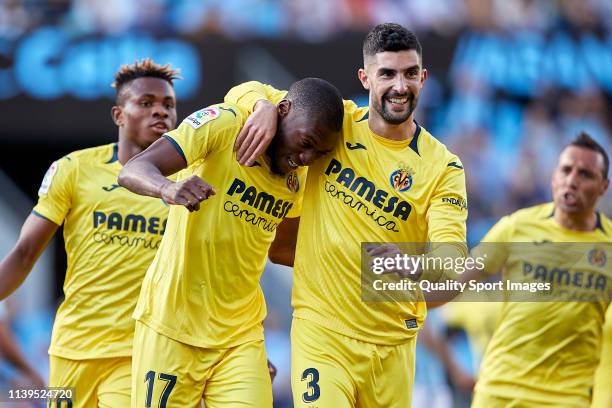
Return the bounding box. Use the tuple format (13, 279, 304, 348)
(183, 107, 220, 129)
(39, 160, 59, 195)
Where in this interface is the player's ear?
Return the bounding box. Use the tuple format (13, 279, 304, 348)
(278, 100, 291, 118)
(600, 178, 609, 196)
(358, 68, 369, 90)
(420, 68, 428, 84)
(111, 106, 123, 127)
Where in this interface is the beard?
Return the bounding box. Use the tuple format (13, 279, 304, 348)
(373, 91, 417, 125)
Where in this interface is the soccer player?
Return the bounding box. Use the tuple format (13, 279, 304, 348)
(459, 133, 611, 407)
(117, 77, 344, 407)
(0, 59, 179, 407)
(225, 23, 467, 407)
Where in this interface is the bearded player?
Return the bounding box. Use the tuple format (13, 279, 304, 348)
(225, 23, 467, 407)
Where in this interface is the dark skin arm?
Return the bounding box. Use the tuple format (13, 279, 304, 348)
(0, 214, 58, 300)
(268, 217, 300, 267)
(419, 322, 475, 392)
(0, 315, 45, 387)
(118, 137, 216, 211)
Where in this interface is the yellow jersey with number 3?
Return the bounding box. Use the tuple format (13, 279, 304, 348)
(133, 103, 305, 348)
(472, 203, 612, 407)
(226, 82, 468, 345)
(33, 143, 170, 360)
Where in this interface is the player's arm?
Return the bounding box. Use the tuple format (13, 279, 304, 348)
(419, 321, 475, 392)
(224, 81, 287, 166)
(425, 159, 469, 281)
(268, 217, 300, 267)
(428, 216, 513, 307)
(0, 214, 58, 300)
(118, 137, 215, 212)
(0, 308, 45, 387)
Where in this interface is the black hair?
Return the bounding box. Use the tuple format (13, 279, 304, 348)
(363, 23, 422, 62)
(285, 78, 344, 132)
(567, 132, 609, 180)
(111, 58, 181, 105)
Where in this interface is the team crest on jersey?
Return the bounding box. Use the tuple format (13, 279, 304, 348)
(588, 248, 607, 267)
(286, 171, 299, 193)
(389, 162, 415, 193)
(38, 160, 59, 195)
(184, 107, 220, 129)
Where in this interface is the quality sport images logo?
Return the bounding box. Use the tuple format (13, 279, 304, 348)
(389, 162, 415, 193)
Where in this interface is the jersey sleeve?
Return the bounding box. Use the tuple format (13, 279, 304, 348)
(424, 157, 468, 281)
(427, 157, 468, 244)
(224, 81, 287, 113)
(164, 104, 243, 166)
(33, 156, 76, 226)
(471, 215, 514, 276)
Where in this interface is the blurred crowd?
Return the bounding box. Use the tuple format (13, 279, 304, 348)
(3, 0, 610, 240)
(1, 0, 612, 39)
(1, 1, 611, 407)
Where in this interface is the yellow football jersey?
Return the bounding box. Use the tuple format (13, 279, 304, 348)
(33, 143, 169, 360)
(133, 103, 305, 348)
(472, 202, 612, 406)
(592, 306, 612, 408)
(226, 82, 467, 345)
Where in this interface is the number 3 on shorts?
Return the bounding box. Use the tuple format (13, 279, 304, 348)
(301, 367, 320, 403)
(144, 370, 177, 408)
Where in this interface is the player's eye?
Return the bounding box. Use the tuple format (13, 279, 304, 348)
(140, 101, 152, 107)
(165, 103, 175, 109)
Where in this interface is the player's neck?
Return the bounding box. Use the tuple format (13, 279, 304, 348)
(554, 209, 597, 232)
(117, 137, 146, 165)
(368, 114, 416, 142)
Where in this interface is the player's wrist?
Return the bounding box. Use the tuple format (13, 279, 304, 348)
(253, 99, 275, 112)
(158, 179, 175, 201)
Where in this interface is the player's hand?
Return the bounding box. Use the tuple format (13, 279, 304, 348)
(159, 176, 216, 212)
(366, 244, 422, 280)
(234, 100, 277, 166)
(267, 359, 277, 383)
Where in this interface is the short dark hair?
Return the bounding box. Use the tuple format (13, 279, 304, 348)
(285, 78, 344, 132)
(567, 132, 609, 180)
(363, 23, 422, 61)
(112, 58, 181, 105)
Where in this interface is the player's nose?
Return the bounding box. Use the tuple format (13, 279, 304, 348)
(393, 76, 408, 93)
(299, 150, 316, 166)
(153, 103, 169, 118)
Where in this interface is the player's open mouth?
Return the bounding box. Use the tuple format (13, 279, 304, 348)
(563, 192, 578, 205)
(385, 95, 409, 111)
(288, 158, 299, 169)
(387, 96, 408, 104)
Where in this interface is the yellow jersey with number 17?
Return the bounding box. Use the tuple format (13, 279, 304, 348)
(472, 202, 612, 407)
(226, 82, 468, 345)
(133, 103, 305, 348)
(33, 143, 169, 360)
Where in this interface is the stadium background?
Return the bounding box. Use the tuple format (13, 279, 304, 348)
(0, 0, 611, 407)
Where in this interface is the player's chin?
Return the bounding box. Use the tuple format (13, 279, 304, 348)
(142, 131, 165, 145)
